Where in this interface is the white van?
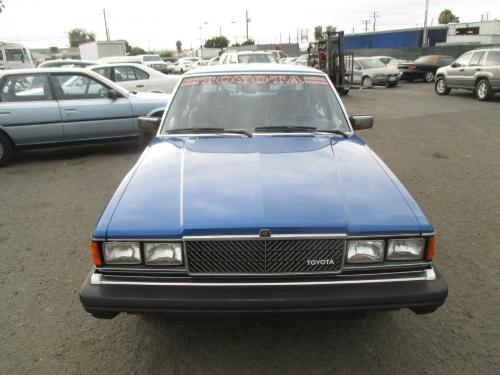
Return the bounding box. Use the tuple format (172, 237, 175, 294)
(0, 42, 35, 70)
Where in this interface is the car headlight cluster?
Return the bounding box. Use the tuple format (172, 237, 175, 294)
(373, 73, 386, 78)
(347, 238, 427, 264)
(98, 242, 183, 266)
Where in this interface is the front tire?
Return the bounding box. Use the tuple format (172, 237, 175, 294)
(475, 79, 493, 101)
(0, 132, 14, 167)
(361, 76, 373, 89)
(435, 77, 451, 95)
(424, 71, 435, 82)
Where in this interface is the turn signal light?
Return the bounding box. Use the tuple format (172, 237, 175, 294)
(91, 242, 102, 266)
(426, 237, 436, 261)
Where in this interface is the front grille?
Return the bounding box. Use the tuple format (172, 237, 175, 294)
(186, 239, 344, 275)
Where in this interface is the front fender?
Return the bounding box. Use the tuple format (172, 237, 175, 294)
(146, 107, 165, 117)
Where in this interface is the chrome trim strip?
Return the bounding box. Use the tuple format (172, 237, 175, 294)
(90, 268, 436, 286)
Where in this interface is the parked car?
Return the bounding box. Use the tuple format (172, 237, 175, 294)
(281, 57, 297, 64)
(173, 58, 196, 74)
(293, 53, 319, 66)
(89, 63, 179, 93)
(219, 51, 278, 64)
(193, 58, 211, 67)
(435, 48, 500, 101)
(399, 55, 454, 82)
(0, 68, 169, 166)
(207, 56, 220, 65)
(79, 64, 447, 319)
(37, 59, 97, 68)
(266, 50, 288, 60)
(99, 55, 170, 73)
(0, 42, 35, 70)
(372, 56, 400, 70)
(352, 57, 400, 88)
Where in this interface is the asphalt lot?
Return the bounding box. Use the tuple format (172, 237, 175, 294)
(1, 82, 499, 374)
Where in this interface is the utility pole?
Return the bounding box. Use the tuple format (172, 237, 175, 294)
(371, 11, 380, 31)
(245, 10, 250, 41)
(361, 19, 371, 31)
(219, 26, 222, 37)
(103, 8, 110, 41)
(422, 0, 429, 47)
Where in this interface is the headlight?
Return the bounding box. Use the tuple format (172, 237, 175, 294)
(103, 242, 141, 264)
(144, 243, 183, 265)
(374, 73, 385, 78)
(387, 238, 424, 260)
(347, 240, 384, 263)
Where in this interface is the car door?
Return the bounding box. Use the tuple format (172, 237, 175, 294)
(462, 52, 485, 89)
(50, 73, 134, 142)
(352, 61, 363, 84)
(482, 51, 500, 89)
(446, 52, 473, 87)
(113, 65, 150, 92)
(0, 73, 62, 145)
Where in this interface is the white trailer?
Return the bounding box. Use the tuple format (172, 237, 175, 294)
(79, 41, 126, 61)
(0, 42, 35, 69)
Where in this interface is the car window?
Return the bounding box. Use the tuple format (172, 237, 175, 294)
(163, 74, 349, 133)
(5, 49, 25, 62)
(230, 54, 238, 63)
(237, 54, 277, 63)
(358, 59, 385, 69)
(438, 57, 454, 65)
(353, 61, 362, 69)
(134, 67, 149, 80)
(454, 52, 473, 67)
(0, 74, 53, 102)
(52, 74, 109, 100)
(0, 51, 3, 61)
(93, 67, 112, 80)
(484, 51, 500, 66)
(414, 56, 438, 64)
(468, 52, 484, 67)
(114, 66, 137, 82)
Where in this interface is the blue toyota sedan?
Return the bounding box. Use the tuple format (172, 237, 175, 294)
(0, 68, 169, 166)
(80, 64, 447, 319)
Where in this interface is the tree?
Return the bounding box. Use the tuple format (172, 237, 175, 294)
(438, 9, 459, 24)
(159, 50, 174, 58)
(242, 39, 255, 46)
(326, 25, 336, 33)
(204, 36, 229, 49)
(176, 40, 182, 54)
(68, 28, 96, 47)
(314, 26, 323, 41)
(130, 46, 147, 55)
(0, 0, 5, 13)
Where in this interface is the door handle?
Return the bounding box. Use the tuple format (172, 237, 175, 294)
(459, 69, 465, 72)
(0, 110, 10, 115)
(64, 107, 77, 112)
(136, 84, 144, 88)
(476, 68, 482, 71)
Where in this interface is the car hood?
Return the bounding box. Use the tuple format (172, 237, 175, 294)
(96, 136, 432, 239)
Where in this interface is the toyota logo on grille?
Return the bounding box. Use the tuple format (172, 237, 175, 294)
(259, 229, 271, 238)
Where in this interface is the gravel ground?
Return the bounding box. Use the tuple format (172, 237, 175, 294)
(0, 82, 499, 374)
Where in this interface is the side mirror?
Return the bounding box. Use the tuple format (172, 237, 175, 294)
(451, 62, 459, 68)
(350, 115, 374, 131)
(138, 116, 161, 132)
(107, 89, 119, 100)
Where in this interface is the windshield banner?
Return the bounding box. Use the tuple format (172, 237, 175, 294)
(181, 75, 328, 87)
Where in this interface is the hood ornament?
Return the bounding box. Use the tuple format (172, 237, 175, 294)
(259, 229, 271, 238)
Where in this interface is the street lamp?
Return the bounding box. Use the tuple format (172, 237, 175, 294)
(198, 21, 208, 51)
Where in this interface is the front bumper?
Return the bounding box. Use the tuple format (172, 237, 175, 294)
(80, 266, 448, 318)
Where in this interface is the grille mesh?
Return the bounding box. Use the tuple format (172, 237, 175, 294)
(186, 239, 344, 274)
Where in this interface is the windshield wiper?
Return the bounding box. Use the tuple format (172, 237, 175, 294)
(254, 126, 349, 138)
(165, 128, 253, 137)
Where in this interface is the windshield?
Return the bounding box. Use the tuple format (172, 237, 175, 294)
(161, 74, 349, 133)
(143, 55, 162, 62)
(358, 59, 385, 69)
(238, 54, 277, 63)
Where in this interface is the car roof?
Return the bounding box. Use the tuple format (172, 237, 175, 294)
(184, 63, 323, 76)
(0, 67, 98, 75)
(89, 62, 149, 69)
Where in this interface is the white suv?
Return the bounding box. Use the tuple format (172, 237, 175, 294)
(219, 51, 278, 64)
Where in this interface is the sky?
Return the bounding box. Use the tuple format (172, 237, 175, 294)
(0, 0, 499, 50)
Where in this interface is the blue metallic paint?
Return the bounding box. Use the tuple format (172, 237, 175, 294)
(93, 134, 432, 239)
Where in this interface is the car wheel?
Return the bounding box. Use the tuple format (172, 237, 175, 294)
(361, 76, 373, 89)
(0, 132, 14, 167)
(424, 71, 435, 82)
(475, 79, 493, 101)
(435, 77, 451, 95)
